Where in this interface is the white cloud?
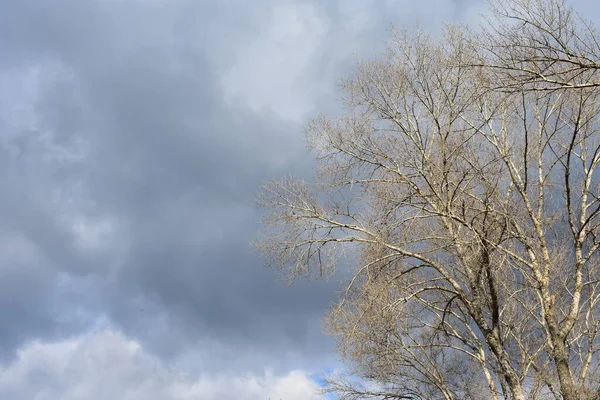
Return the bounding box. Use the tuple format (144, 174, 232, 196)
(218, 0, 485, 124)
(66, 213, 123, 256)
(221, 1, 328, 122)
(0, 329, 324, 400)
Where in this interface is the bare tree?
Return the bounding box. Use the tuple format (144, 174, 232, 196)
(257, 1, 600, 399)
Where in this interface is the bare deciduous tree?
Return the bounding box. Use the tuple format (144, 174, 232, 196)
(257, 1, 600, 399)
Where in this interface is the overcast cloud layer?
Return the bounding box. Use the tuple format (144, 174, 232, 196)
(9, 0, 596, 398)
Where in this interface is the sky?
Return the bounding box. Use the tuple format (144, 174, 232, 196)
(1, 0, 595, 399)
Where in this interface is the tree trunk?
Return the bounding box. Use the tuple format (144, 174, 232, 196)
(485, 330, 525, 400)
(554, 339, 580, 400)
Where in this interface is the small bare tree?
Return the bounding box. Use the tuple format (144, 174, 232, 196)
(258, 1, 600, 399)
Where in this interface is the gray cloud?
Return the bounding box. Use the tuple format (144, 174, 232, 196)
(0, 0, 338, 371)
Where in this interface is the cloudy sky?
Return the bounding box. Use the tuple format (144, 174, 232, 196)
(1, 0, 595, 399)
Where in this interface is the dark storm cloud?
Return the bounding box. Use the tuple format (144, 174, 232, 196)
(0, 0, 488, 377)
(0, 0, 337, 370)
